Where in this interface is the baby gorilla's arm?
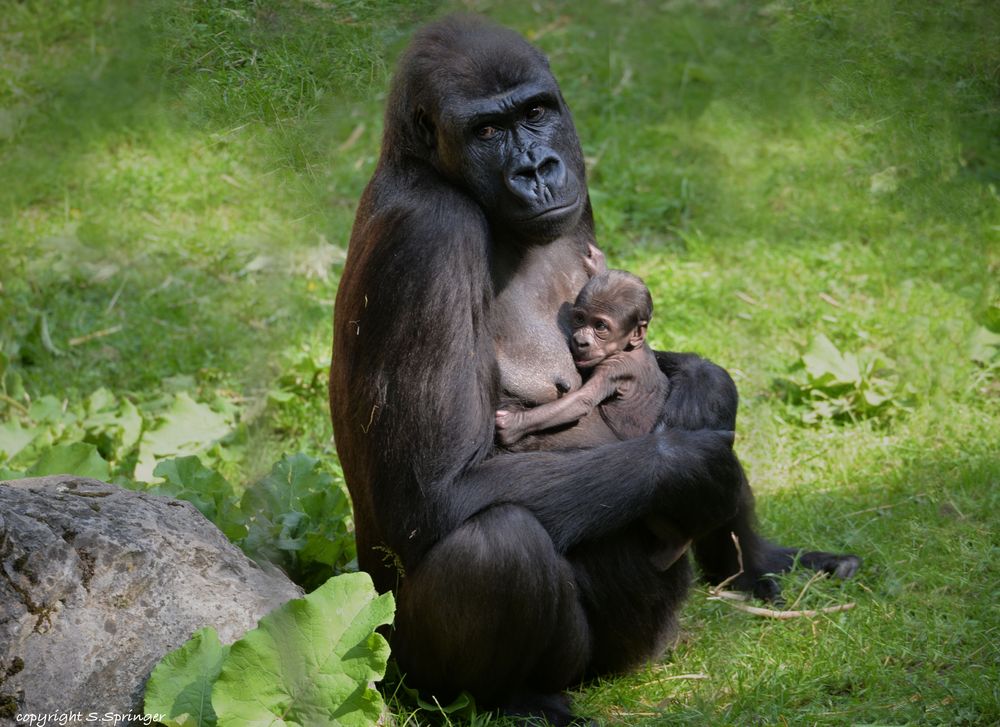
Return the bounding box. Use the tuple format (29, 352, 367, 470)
(495, 365, 621, 446)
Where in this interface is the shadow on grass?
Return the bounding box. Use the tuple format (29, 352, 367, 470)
(559, 439, 999, 726)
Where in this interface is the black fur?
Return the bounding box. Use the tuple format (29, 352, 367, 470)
(330, 15, 859, 724)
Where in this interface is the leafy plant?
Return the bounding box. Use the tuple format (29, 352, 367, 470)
(0, 374, 353, 588)
(777, 333, 904, 424)
(26, 441, 110, 480)
(144, 572, 395, 727)
(81, 387, 143, 465)
(150, 456, 248, 542)
(141, 453, 355, 589)
(266, 345, 330, 405)
(0, 385, 236, 481)
(969, 325, 1000, 368)
(135, 392, 235, 481)
(0, 389, 138, 473)
(396, 675, 477, 721)
(239, 453, 356, 590)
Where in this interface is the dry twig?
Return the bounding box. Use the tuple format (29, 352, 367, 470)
(68, 325, 123, 347)
(706, 533, 856, 619)
(658, 673, 709, 681)
(708, 532, 745, 595)
(707, 600, 856, 619)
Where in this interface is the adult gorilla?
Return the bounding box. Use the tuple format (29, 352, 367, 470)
(330, 15, 858, 725)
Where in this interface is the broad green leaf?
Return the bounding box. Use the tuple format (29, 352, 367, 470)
(145, 627, 230, 727)
(84, 389, 143, 456)
(135, 393, 232, 481)
(240, 455, 355, 588)
(969, 325, 1000, 365)
(802, 334, 861, 386)
(0, 420, 38, 460)
(212, 572, 395, 727)
(87, 387, 116, 412)
(29, 395, 67, 424)
(241, 453, 335, 517)
(27, 442, 110, 480)
(780, 335, 901, 425)
(116, 397, 144, 452)
(401, 684, 476, 717)
(267, 388, 296, 403)
(152, 456, 247, 541)
(0, 466, 23, 480)
(154, 455, 227, 493)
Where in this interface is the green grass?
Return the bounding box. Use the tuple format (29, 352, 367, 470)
(1, 0, 998, 724)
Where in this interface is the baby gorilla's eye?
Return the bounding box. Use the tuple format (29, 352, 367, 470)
(594, 321, 608, 332)
(476, 125, 499, 140)
(525, 105, 545, 122)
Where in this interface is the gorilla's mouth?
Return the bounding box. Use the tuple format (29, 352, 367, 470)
(521, 194, 581, 222)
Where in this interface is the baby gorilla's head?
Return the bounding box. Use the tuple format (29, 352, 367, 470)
(569, 270, 653, 368)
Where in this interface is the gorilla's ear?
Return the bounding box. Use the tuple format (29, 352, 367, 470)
(414, 106, 436, 150)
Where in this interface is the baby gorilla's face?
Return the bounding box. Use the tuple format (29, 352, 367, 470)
(569, 304, 633, 368)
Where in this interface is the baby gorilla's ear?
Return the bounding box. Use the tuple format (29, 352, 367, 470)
(627, 320, 649, 349)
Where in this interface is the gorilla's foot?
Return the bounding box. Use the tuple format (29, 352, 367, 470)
(798, 550, 862, 580)
(715, 570, 782, 602)
(500, 692, 594, 727)
(713, 547, 861, 603)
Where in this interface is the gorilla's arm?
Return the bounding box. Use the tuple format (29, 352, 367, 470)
(455, 428, 742, 554)
(654, 351, 738, 431)
(653, 350, 861, 597)
(332, 179, 743, 569)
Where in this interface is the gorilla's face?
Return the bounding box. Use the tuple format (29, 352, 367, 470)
(434, 77, 585, 239)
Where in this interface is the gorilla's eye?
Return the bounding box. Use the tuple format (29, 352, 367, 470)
(525, 105, 545, 122)
(594, 320, 608, 333)
(476, 125, 500, 140)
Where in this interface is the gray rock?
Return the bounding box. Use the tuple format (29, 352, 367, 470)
(0, 475, 303, 722)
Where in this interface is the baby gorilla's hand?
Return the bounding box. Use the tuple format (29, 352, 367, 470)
(495, 409, 527, 447)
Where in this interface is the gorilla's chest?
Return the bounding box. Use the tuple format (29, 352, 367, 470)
(490, 238, 591, 406)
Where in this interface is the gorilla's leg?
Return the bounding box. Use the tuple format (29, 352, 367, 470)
(655, 351, 860, 600)
(392, 504, 590, 725)
(570, 528, 692, 678)
(692, 471, 862, 600)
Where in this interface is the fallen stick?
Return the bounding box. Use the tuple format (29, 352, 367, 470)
(68, 324, 123, 347)
(708, 599, 856, 619)
(659, 673, 710, 681)
(709, 532, 745, 594)
(709, 590, 749, 601)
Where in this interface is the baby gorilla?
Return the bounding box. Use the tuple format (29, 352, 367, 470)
(496, 269, 669, 445)
(495, 269, 690, 570)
